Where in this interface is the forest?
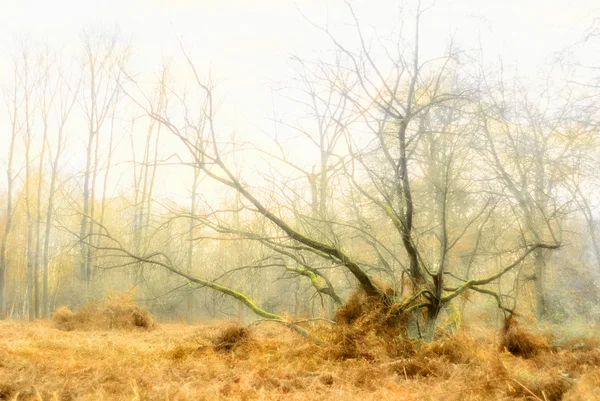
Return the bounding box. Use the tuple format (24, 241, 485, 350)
(0, 0, 599, 400)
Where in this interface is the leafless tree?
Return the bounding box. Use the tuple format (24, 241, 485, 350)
(41, 58, 80, 317)
(78, 28, 128, 293)
(0, 58, 24, 319)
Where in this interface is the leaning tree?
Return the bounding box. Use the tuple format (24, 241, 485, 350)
(83, 2, 563, 340)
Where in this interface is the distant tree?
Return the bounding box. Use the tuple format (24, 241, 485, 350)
(0, 59, 23, 319)
(78, 28, 128, 294)
(41, 57, 80, 317)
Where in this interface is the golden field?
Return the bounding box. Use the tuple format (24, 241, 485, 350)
(1, 309, 599, 401)
(0, 294, 598, 400)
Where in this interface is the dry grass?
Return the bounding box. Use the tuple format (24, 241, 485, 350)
(51, 292, 154, 332)
(213, 324, 250, 352)
(500, 313, 550, 358)
(327, 290, 414, 360)
(562, 368, 600, 401)
(0, 302, 598, 400)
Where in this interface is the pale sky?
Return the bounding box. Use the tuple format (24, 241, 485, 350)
(0, 0, 598, 201)
(2, 0, 597, 103)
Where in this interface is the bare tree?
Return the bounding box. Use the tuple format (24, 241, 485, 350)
(100, 3, 561, 340)
(475, 72, 573, 319)
(34, 48, 56, 318)
(19, 46, 40, 320)
(78, 29, 127, 294)
(41, 59, 80, 317)
(0, 59, 23, 319)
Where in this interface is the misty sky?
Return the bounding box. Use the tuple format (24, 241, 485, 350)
(0, 0, 597, 199)
(1, 0, 597, 118)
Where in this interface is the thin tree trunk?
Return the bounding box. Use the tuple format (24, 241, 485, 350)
(136, 111, 155, 281)
(187, 166, 199, 324)
(99, 100, 117, 230)
(87, 110, 101, 291)
(534, 249, 547, 319)
(42, 71, 78, 317)
(80, 46, 98, 293)
(43, 133, 63, 317)
(0, 67, 20, 319)
(25, 128, 34, 320)
(34, 128, 47, 318)
(22, 52, 36, 321)
(35, 84, 50, 318)
(145, 119, 161, 234)
(129, 118, 140, 284)
(80, 132, 94, 289)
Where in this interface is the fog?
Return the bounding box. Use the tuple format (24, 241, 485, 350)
(0, 0, 599, 342)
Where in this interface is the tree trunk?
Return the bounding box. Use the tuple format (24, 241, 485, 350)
(534, 249, 547, 320)
(0, 70, 19, 319)
(35, 108, 49, 318)
(80, 128, 94, 290)
(186, 166, 200, 324)
(23, 58, 35, 321)
(423, 305, 442, 342)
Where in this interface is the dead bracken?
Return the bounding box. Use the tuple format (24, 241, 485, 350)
(213, 323, 250, 351)
(1, 315, 600, 400)
(500, 313, 549, 358)
(51, 292, 154, 331)
(2, 316, 600, 401)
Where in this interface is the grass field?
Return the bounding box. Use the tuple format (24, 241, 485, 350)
(1, 313, 599, 401)
(0, 321, 600, 400)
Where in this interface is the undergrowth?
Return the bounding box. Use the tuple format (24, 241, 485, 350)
(51, 292, 154, 331)
(0, 290, 598, 400)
